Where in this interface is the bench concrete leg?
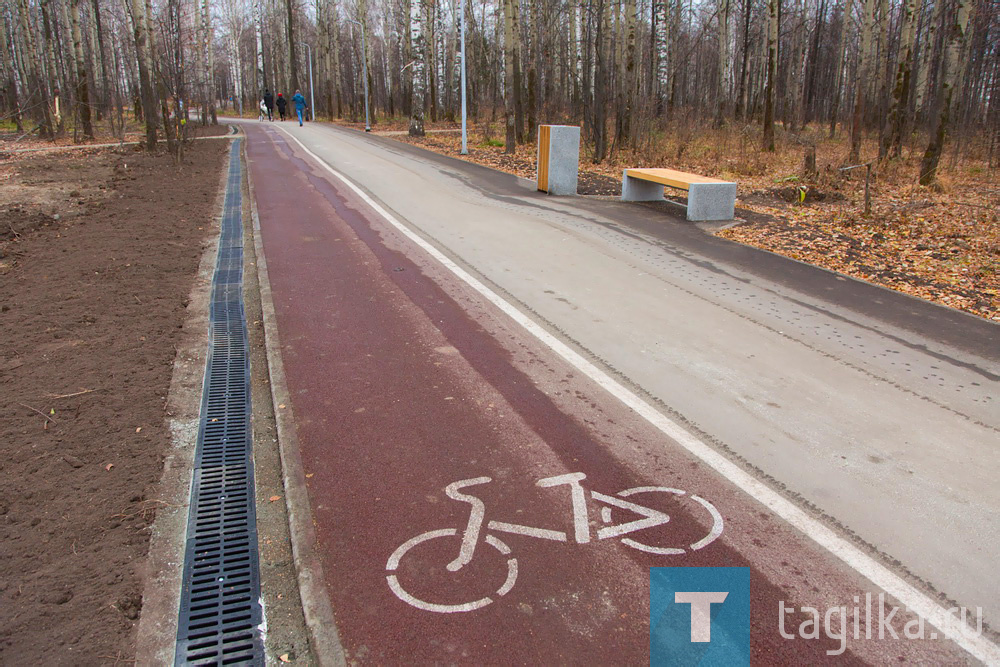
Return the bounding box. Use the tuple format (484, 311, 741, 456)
(621, 170, 665, 202)
(546, 126, 581, 196)
(687, 182, 737, 221)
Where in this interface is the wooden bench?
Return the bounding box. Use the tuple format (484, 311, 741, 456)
(621, 168, 737, 221)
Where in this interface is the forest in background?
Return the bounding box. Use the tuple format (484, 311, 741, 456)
(0, 0, 996, 181)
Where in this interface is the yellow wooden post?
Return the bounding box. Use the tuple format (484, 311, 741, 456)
(537, 125, 551, 192)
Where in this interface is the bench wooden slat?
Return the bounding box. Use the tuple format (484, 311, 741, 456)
(625, 168, 732, 190)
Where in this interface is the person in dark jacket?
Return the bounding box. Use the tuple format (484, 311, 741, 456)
(292, 90, 307, 126)
(275, 93, 287, 121)
(262, 90, 274, 121)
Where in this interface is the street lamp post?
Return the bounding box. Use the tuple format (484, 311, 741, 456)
(460, 0, 467, 154)
(303, 41, 315, 121)
(348, 19, 371, 132)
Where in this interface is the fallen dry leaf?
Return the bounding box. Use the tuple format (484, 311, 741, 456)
(105, 463, 114, 471)
(279, 654, 291, 663)
(269, 495, 281, 502)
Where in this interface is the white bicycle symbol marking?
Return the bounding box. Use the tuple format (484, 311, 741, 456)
(386, 472, 723, 613)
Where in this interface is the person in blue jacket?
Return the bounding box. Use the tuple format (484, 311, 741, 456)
(292, 90, 307, 126)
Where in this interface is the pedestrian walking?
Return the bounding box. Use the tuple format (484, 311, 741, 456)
(263, 90, 274, 121)
(258, 98, 267, 122)
(275, 93, 287, 121)
(292, 90, 307, 126)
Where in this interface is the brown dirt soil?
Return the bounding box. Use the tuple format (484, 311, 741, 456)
(0, 132, 228, 663)
(357, 119, 998, 321)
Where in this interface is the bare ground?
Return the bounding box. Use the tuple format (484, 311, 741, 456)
(0, 132, 228, 663)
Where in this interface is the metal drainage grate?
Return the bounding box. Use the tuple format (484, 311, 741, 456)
(175, 137, 264, 665)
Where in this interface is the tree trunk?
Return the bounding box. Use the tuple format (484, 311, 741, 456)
(230, 31, 243, 115)
(715, 0, 730, 126)
(875, 0, 892, 123)
(593, 0, 610, 161)
(654, 0, 670, 112)
(735, 0, 751, 119)
(130, 0, 157, 148)
(194, 0, 206, 123)
(803, 0, 825, 124)
(511, 0, 524, 143)
(529, 0, 541, 140)
(0, 2, 25, 132)
(53, 0, 73, 130)
(331, 0, 342, 116)
(286, 0, 299, 94)
(828, 0, 853, 137)
(913, 0, 943, 121)
(91, 0, 110, 117)
(502, 0, 516, 151)
(919, 0, 973, 184)
(202, 0, 217, 124)
(850, 0, 875, 163)
(254, 0, 265, 94)
(787, 0, 807, 132)
(425, 0, 437, 122)
(582, 0, 593, 131)
(883, 0, 920, 158)
(618, 0, 637, 142)
(570, 0, 580, 105)
(763, 0, 778, 150)
(70, 0, 93, 139)
(169, 0, 186, 118)
(40, 0, 62, 134)
(409, 0, 426, 136)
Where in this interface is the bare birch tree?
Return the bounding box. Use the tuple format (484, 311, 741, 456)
(410, 0, 426, 135)
(919, 0, 974, 184)
(882, 0, 920, 158)
(502, 0, 515, 150)
(763, 0, 779, 150)
(828, 0, 853, 137)
(130, 0, 157, 147)
(70, 0, 93, 138)
(849, 0, 876, 162)
(716, 0, 731, 126)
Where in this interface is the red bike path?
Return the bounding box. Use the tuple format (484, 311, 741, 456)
(243, 122, 963, 664)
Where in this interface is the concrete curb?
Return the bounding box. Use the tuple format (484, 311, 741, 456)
(243, 136, 347, 666)
(134, 138, 232, 665)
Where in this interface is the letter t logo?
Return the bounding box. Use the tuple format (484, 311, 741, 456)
(675, 592, 729, 642)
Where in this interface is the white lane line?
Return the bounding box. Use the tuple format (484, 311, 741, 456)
(271, 124, 1000, 663)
